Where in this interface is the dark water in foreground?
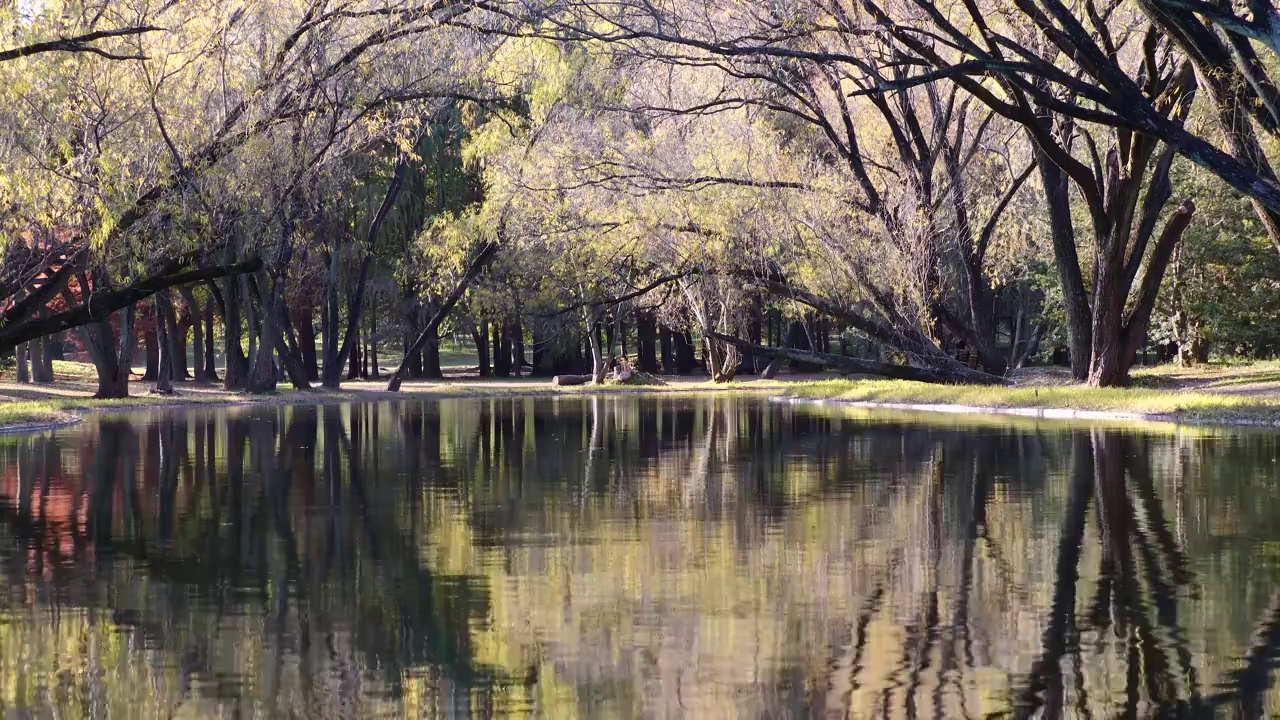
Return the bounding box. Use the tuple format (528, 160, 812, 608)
(0, 396, 1279, 718)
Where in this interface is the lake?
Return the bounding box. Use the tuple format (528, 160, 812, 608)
(0, 395, 1277, 718)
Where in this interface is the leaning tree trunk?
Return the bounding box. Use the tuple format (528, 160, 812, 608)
(385, 242, 498, 392)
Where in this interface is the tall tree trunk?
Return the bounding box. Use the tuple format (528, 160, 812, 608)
(659, 326, 673, 374)
(423, 336, 443, 379)
(588, 319, 609, 384)
(320, 248, 342, 389)
(143, 324, 159, 381)
(347, 323, 361, 380)
(83, 305, 134, 399)
(1038, 149, 1092, 381)
(173, 298, 191, 380)
(181, 287, 205, 382)
(1087, 236, 1128, 387)
(30, 332, 53, 383)
(473, 321, 491, 377)
(636, 311, 658, 373)
(673, 329, 696, 374)
(510, 320, 526, 377)
(204, 301, 220, 383)
(295, 299, 319, 382)
(154, 289, 177, 394)
(493, 321, 511, 377)
(246, 277, 259, 377)
(246, 292, 278, 394)
(221, 275, 248, 390)
(369, 306, 380, 379)
(15, 343, 29, 383)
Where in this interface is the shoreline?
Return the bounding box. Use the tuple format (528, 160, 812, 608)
(7, 369, 1280, 435)
(769, 395, 1280, 429)
(0, 378, 784, 435)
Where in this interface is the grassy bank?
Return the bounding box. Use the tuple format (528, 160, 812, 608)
(784, 378, 1280, 425)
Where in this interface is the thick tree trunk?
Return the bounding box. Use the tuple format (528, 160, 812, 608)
(659, 326, 674, 373)
(423, 336, 443, 379)
(221, 275, 249, 390)
(1038, 151, 1093, 381)
(1087, 241, 1128, 387)
(348, 324, 361, 380)
(636, 312, 658, 373)
(246, 279, 280, 394)
(473, 321, 491, 377)
(30, 333, 53, 383)
(14, 343, 29, 383)
(295, 300, 319, 382)
(510, 320, 526, 377)
(493, 322, 511, 377)
(674, 330, 696, 374)
(154, 289, 177, 394)
(85, 306, 134, 399)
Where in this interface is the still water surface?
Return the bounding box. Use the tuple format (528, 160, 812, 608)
(0, 396, 1278, 718)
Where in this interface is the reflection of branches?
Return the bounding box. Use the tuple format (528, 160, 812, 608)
(1205, 593, 1280, 715)
(1013, 433, 1093, 719)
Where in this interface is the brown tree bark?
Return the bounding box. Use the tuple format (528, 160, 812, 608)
(154, 288, 177, 394)
(472, 321, 491, 377)
(204, 301, 219, 383)
(14, 343, 29, 383)
(181, 287, 206, 382)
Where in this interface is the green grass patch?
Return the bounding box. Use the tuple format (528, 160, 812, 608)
(784, 379, 1280, 424)
(0, 400, 80, 431)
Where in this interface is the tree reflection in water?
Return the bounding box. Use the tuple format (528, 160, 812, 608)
(0, 397, 1276, 718)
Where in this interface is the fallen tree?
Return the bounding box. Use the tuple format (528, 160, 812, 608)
(703, 331, 1007, 385)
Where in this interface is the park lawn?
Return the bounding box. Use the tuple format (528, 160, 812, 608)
(784, 377, 1280, 425)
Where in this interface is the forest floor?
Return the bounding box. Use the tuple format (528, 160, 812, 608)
(5, 359, 1280, 432)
